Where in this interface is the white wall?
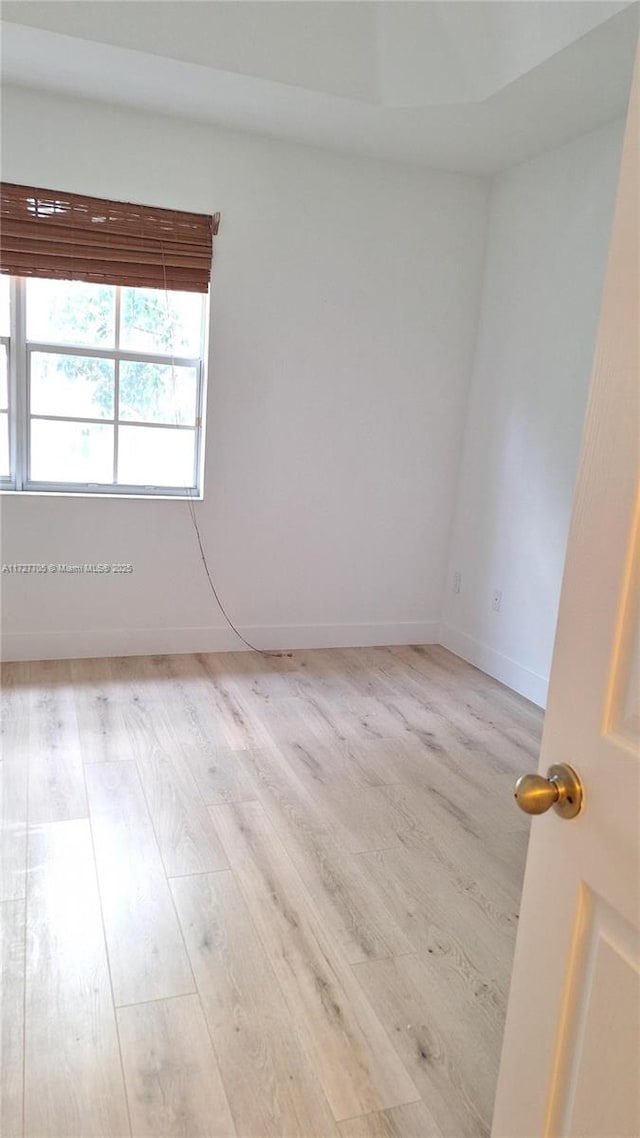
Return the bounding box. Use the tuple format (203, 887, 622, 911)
(442, 119, 625, 706)
(0, 85, 490, 661)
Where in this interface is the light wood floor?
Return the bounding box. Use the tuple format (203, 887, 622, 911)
(1, 644, 542, 1138)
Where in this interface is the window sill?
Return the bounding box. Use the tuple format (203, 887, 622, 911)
(0, 488, 204, 501)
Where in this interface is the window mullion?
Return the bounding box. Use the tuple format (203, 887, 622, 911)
(113, 287, 121, 484)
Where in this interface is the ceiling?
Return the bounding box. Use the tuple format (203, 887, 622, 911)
(2, 1, 638, 173)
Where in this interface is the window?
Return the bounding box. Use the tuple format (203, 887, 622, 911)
(0, 182, 218, 497)
(1, 277, 207, 495)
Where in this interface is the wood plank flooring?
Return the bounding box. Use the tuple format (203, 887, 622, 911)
(0, 645, 541, 1137)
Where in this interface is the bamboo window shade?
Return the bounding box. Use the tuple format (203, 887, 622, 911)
(0, 183, 219, 292)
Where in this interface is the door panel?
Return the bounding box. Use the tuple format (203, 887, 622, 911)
(551, 891, 640, 1138)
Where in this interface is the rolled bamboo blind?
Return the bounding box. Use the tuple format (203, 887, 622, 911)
(0, 183, 218, 292)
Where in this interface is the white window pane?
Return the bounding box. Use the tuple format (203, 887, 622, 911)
(26, 278, 116, 347)
(0, 412, 9, 476)
(119, 361, 197, 425)
(31, 353, 114, 419)
(0, 276, 9, 337)
(0, 344, 7, 408)
(120, 287, 202, 356)
(31, 419, 113, 483)
(118, 426, 195, 487)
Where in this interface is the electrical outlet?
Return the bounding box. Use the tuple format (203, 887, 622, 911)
(452, 571, 462, 595)
(491, 589, 502, 612)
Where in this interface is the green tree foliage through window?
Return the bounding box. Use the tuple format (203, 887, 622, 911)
(28, 281, 201, 423)
(19, 276, 205, 490)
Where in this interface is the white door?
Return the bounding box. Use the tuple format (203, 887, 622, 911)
(491, 51, 640, 1138)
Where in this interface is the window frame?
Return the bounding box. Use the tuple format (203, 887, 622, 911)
(2, 276, 208, 498)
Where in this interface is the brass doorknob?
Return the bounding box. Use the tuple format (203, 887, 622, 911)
(514, 763, 583, 820)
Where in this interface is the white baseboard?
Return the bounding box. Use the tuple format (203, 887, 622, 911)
(1, 620, 441, 662)
(440, 623, 548, 708)
(1, 620, 547, 711)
